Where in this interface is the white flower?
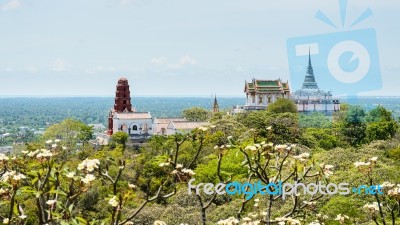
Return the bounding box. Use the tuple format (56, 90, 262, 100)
(66, 172, 75, 178)
(45, 140, 53, 144)
(293, 153, 310, 161)
(3, 218, 9, 224)
(13, 173, 26, 181)
(303, 201, 316, 206)
(369, 157, 378, 162)
(81, 174, 96, 184)
(227, 135, 233, 139)
(335, 214, 349, 222)
(245, 145, 258, 153)
(77, 158, 100, 172)
(159, 162, 170, 167)
(388, 186, 400, 197)
(275, 144, 288, 152)
(176, 164, 183, 169)
(1, 171, 16, 182)
(363, 202, 380, 212)
(381, 182, 394, 189)
(128, 183, 137, 189)
(198, 126, 208, 131)
(286, 218, 301, 225)
(19, 214, 27, 219)
(242, 217, 252, 222)
(36, 149, 53, 159)
(308, 221, 321, 225)
(108, 196, 119, 207)
(27, 150, 39, 157)
(0, 188, 7, 194)
(46, 199, 57, 205)
(21, 150, 29, 154)
(319, 164, 335, 178)
(354, 161, 370, 167)
(54, 139, 61, 143)
(154, 220, 167, 225)
(182, 168, 195, 176)
(51, 144, 58, 148)
(0, 153, 9, 161)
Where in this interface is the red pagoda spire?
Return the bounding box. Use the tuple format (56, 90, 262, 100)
(114, 77, 133, 112)
(108, 77, 133, 135)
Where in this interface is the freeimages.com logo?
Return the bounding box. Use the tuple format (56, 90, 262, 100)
(286, 0, 381, 96)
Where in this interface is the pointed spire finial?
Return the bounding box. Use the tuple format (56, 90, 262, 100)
(308, 46, 311, 67)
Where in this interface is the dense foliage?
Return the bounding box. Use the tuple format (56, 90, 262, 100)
(0, 103, 400, 225)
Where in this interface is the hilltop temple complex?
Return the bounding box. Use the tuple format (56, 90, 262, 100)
(107, 78, 153, 140)
(106, 78, 209, 142)
(292, 51, 340, 114)
(104, 50, 339, 142)
(233, 51, 340, 114)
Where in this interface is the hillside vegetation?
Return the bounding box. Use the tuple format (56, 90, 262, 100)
(1, 100, 399, 225)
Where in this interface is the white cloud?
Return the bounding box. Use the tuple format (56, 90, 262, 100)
(178, 55, 197, 66)
(4, 68, 13, 72)
(150, 56, 168, 65)
(52, 59, 68, 71)
(167, 55, 198, 69)
(2, 0, 23, 11)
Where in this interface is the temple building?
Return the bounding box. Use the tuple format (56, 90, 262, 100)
(105, 77, 210, 142)
(292, 51, 340, 114)
(233, 79, 290, 113)
(153, 117, 187, 135)
(107, 78, 153, 141)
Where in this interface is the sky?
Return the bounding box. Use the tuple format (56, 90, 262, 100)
(0, 0, 399, 97)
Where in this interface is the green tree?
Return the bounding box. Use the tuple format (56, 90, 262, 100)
(340, 105, 367, 146)
(267, 98, 297, 114)
(366, 121, 398, 142)
(267, 112, 300, 144)
(111, 131, 129, 147)
(366, 105, 393, 122)
(302, 128, 341, 150)
(299, 112, 332, 128)
(42, 118, 93, 149)
(182, 107, 209, 121)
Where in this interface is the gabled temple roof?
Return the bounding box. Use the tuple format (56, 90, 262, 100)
(244, 78, 290, 94)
